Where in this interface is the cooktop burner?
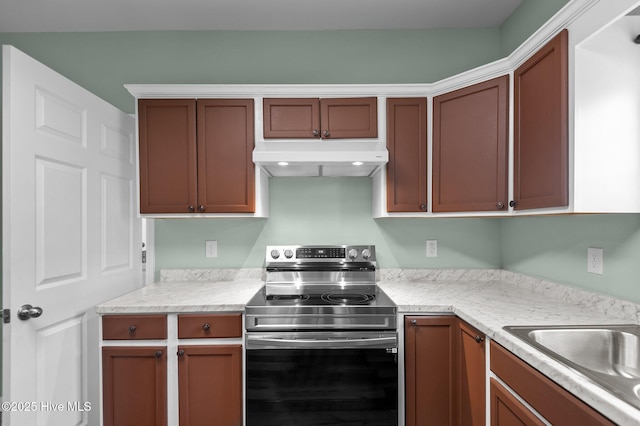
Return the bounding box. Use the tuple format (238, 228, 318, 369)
(265, 293, 377, 306)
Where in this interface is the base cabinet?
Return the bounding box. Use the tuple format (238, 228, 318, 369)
(490, 341, 614, 425)
(490, 379, 544, 426)
(457, 320, 486, 425)
(102, 346, 168, 426)
(405, 316, 485, 426)
(101, 313, 243, 426)
(177, 345, 242, 426)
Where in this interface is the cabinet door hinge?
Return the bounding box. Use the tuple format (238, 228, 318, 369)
(3, 308, 10, 323)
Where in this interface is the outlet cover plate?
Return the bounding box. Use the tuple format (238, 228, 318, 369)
(587, 247, 603, 275)
(206, 240, 218, 258)
(426, 240, 438, 258)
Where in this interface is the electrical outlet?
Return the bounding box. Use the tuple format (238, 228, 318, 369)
(206, 240, 218, 258)
(426, 240, 438, 258)
(587, 247, 603, 275)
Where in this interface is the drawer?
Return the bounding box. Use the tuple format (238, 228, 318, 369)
(102, 315, 167, 340)
(178, 313, 242, 339)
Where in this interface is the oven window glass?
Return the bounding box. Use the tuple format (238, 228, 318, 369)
(246, 348, 398, 425)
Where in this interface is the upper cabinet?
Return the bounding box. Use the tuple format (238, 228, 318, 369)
(386, 98, 428, 213)
(138, 98, 259, 216)
(512, 30, 568, 211)
(263, 97, 377, 139)
(432, 76, 509, 213)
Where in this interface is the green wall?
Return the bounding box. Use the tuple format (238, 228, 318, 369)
(155, 178, 502, 271)
(501, 215, 640, 303)
(500, 0, 570, 55)
(0, 29, 502, 114)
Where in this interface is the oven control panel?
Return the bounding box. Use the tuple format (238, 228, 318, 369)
(266, 245, 375, 262)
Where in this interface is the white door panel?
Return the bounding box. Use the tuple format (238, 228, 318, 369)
(2, 45, 142, 426)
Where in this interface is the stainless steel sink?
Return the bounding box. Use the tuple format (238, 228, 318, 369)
(504, 324, 640, 410)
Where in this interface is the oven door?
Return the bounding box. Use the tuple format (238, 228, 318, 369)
(245, 331, 398, 426)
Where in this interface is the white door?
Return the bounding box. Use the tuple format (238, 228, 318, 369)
(2, 46, 142, 425)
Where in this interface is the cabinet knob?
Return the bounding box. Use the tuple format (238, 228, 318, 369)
(496, 201, 505, 210)
(128, 325, 137, 333)
(323, 130, 331, 137)
(198, 205, 205, 212)
(312, 129, 320, 137)
(410, 319, 417, 326)
(155, 350, 163, 358)
(419, 204, 427, 211)
(474, 335, 484, 344)
(177, 349, 185, 357)
(188, 205, 195, 213)
(509, 200, 518, 208)
(202, 323, 211, 331)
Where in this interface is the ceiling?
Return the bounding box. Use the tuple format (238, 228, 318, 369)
(0, 0, 524, 33)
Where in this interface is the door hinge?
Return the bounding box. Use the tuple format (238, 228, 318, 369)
(3, 308, 10, 323)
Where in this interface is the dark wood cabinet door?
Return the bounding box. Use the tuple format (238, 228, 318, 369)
(386, 98, 428, 212)
(197, 99, 255, 213)
(405, 315, 458, 426)
(513, 30, 568, 210)
(102, 346, 167, 426)
(491, 342, 614, 426)
(458, 320, 486, 426)
(138, 99, 197, 214)
(490, 379, 545, 426)
(320, 97, 378, 138)
(263, 98, 321, 138)
(433, 76, 509, 212)
(178, 345, 242, 426)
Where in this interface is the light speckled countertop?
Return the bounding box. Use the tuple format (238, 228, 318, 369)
(96, 268, 640, 425)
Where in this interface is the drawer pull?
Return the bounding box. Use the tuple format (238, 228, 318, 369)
(129, 325, 137, 333)
(202, 323, 211, 331)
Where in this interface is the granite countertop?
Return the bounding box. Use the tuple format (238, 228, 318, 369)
(96, 268, 640, 425)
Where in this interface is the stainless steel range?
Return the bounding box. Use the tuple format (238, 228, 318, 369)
(245, 245, 398, 426)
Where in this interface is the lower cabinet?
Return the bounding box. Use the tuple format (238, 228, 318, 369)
(490, 341, 614, 426)
(101, 313, 243, 426)
(405, 315, 485, 426)
(102, 346, 168, 426)
(490, 378, 544, 426)
(177, 345, 242, 426)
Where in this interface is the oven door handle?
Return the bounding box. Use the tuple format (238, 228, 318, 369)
(246, 335, 397, 350)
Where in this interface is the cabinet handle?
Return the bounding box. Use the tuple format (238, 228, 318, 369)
(188, 205, 195, 213)
(198, 205, 205, 212)
(128, 325, 137, 334)
(177, 350, 185, 357)
(410, 319, 417, 326)
(474, 335, 484, 344)
(419, 204, 427, 211)
(202, 323, 211, 331)
(155, 350, 163, 358)
(312, 129, 320, 137)
(509, 200, 518, 208)
(496, 201, 505, 209)
(323, 130, 331, 137)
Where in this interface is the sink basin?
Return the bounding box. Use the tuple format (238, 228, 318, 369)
(504, 324, 640, 410)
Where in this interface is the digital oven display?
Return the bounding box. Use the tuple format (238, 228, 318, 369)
(296, 247, 345, 259)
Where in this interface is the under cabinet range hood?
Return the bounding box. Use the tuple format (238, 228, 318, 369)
(252, 140, 389, 177)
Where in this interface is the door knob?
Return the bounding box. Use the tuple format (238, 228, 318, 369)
(17, 304, 43, 320)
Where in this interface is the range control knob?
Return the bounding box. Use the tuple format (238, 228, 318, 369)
(284, 249, 294, 259)
(270, 249, 280, 259)
(348, 248, 359, 259)
(362, 249, 372, 260)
